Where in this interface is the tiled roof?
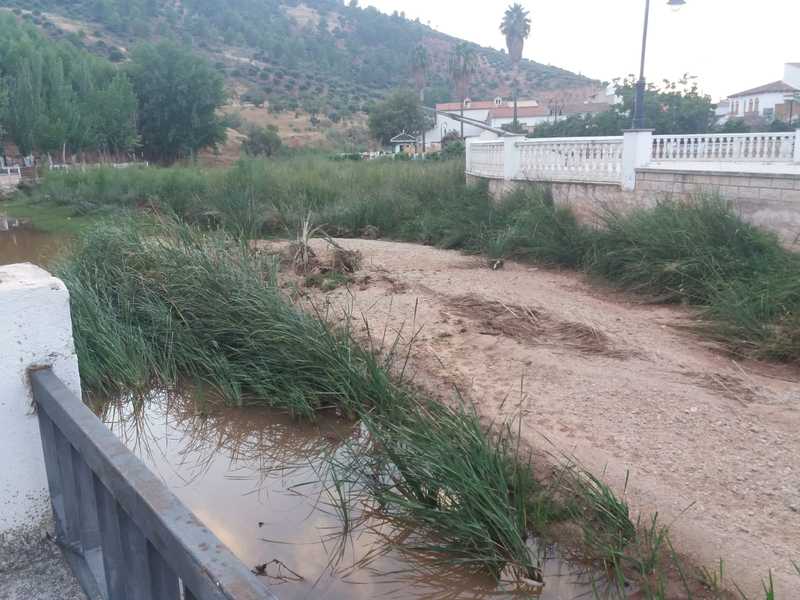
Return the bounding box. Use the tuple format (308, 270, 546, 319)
(489, 106, 548, 118)
(488, 102, 610, 119)
(435, 101, 498, 111)
(729, 80, 800, 98)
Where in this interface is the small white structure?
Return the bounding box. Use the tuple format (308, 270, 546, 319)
(389, 131, 418, 155)
(723, 63, 800, 123)
(0, 263, 81, 539)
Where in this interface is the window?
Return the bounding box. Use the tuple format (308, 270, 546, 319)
(754, 98, 760, 114)
(763, 107, 774, 120)
(747, 99, 754, 113)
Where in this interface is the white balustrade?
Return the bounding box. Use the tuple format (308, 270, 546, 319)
(516, 136, 624, 184)
(466, 140, 505, 179)
(652, 132, 798, 163)
(464, 130, 800, 188)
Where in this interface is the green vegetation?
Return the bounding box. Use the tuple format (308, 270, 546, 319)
(0, 195, 103, 234)
(532, 76, 716, 137)
(2, 0, 591, 120)
(127, 42, 227, 162)
(367, 89, 428, 144)
(500, 4, 531, 64)
(0, 13, 137, 157)
(242, 125, 283, 157)
(59, 218, 709, 595)
(27, 157, 800, 364)
(0, 14, 227, 163)
(57, 219, 556, 578)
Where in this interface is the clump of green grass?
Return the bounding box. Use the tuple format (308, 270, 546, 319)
(58, 220, 403, 419)
(586, 197, 800, 362)
(588, 198, 786, 304)
(487, 186, 590, 266)
(354, 397, 546, 579)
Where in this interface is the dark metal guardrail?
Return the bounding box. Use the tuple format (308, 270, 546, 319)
(31, 368, 278, 600)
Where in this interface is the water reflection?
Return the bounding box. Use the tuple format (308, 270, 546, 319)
(0, 229, 68, 267)
(101, 392, 619, 599)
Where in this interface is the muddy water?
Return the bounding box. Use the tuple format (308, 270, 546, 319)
(103, 394, 617, 600)
(0, 229, 68, 267)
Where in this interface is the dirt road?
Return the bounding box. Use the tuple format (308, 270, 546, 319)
(277, 238, 800, 597)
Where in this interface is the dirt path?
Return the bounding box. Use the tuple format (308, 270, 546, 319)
(272, 238, 800, 597)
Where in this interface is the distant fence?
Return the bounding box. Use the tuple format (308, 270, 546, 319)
(1, 166, 22, 177)
(49, 161, 150, 172)
(467, 129, 800, 189)
(31, 368, 276, 600)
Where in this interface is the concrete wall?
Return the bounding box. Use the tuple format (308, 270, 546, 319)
(0, 263, 81, 542)
(471, 169, 800, 248)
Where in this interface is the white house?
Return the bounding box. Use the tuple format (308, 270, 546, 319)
(419, 96, 614, 151)
(487, 102, 611, 132)
(722, 63, 800, 123)
(420, 98, 502, 151)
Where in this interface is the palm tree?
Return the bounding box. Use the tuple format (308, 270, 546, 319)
(411, 44, 429, 103)
(500, 3, 531, 130)
(411, 44, 430, 156)
(448, 42, 477, 138)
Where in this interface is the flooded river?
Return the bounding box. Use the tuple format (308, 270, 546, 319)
(103, 393, 617, 600)
(0, 229, 68, 267)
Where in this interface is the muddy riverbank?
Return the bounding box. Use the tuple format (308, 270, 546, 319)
(269, 237, 800, 597)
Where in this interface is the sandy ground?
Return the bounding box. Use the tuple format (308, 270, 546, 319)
(271, 238, 800, 597)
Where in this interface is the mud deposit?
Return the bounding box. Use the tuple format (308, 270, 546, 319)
(262, 237, 800, 597)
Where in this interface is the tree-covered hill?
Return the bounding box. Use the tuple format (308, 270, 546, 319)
(0, 0, 597, 119)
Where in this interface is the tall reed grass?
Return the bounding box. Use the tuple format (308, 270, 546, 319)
(34, 157, 800, 362)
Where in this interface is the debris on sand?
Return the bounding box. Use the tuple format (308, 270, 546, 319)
(362, 224, 380, 240)
(447, 294, 627, 358)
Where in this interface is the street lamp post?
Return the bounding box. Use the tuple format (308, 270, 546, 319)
(632, 0, 686, 129)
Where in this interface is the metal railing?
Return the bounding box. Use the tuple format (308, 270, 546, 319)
(31, 368, 277, 600)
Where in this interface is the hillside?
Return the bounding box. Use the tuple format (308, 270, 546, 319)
(1, 1, 598, 114)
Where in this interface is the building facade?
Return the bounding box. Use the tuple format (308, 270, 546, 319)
(419, 94, 615, 151)
(722, 63, 800, 124)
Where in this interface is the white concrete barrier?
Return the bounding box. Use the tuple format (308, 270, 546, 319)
(0, 263, 81, 539)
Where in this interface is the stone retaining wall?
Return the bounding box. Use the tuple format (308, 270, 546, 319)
(470, 170, 800, 248)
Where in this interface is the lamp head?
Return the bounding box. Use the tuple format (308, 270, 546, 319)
(668, 0, 687, 11)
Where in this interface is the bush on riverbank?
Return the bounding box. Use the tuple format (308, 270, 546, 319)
(30, 157, 800, 362)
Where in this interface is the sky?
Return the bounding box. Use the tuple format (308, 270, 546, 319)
(359, 0, 800, 101)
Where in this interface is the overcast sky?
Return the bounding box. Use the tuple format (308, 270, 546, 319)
(359, 0, 800, 101)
